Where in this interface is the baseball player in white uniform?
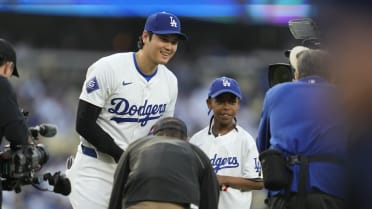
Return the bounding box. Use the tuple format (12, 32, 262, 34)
(190, 76, 263, 209)
(66, 11, 187, 209)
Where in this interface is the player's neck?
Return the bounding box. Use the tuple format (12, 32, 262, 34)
(135, 51, 158, 75)
(212, 123, 235, 137)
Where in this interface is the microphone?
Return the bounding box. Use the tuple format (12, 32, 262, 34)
(29, 124, 57, 137)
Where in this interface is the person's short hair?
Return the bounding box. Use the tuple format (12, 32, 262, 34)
(297, 49, 329, 79)
(289, 45, 309, 72)
(149, 117, 188, 140)
(137, 31, 154, 50)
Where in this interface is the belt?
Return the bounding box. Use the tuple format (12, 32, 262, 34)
(81, 144, 97, 158)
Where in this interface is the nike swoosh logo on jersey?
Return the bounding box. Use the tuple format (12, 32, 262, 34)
(122, 81, 133, 86)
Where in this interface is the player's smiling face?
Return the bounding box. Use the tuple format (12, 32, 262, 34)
(207, 93, 240, 126)
(144, 33, 179, 65)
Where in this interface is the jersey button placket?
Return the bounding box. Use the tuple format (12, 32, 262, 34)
(139, 85, 149, 126)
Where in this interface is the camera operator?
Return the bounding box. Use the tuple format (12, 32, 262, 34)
(0, 38, 29, 206)
(0, 38, 28, 148)
(256, 47, 348, 209)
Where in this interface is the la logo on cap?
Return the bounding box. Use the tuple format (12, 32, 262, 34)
(170, 16, 178, 28)
(222, 78, 231, 87)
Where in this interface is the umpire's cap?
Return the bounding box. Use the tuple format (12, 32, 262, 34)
(0, 39, 18, 77)
(149, 117, 188, 140)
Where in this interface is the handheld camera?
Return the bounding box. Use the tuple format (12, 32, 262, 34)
(0, 123, 71, 196)
(268, 18, 321, 88)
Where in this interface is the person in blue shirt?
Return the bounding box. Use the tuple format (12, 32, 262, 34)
(256, 47, 347, 209)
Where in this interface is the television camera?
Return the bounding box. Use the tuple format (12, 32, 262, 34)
(0, 123, 71, 196)
(268, 18, 321, 88)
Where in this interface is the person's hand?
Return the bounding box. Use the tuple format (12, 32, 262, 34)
(217, 175, 231, 191)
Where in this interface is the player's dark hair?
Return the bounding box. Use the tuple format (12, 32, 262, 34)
(137, 31, 154, 50)
(0, 56, 6, 67)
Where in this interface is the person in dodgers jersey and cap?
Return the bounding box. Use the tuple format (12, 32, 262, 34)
(190, 76, 263, 209)
(66, 11, 188, 209)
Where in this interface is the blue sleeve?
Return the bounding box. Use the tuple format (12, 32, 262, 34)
(256, 94, 271, 153)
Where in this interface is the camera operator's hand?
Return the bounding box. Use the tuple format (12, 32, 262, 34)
(43, 171, 71, 196)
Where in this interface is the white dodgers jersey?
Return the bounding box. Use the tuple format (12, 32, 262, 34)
(190, 125, 261, 209)
(79, 52, 178, 150)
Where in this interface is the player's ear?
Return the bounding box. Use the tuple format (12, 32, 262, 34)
(206, 98, 212, 109)
(142, 31, 150, 43)
(3, 62, 14, 77)
(206, 98, 213, 116)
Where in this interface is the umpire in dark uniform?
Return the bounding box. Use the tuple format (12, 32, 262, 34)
(108, 117, 219, 209)
(257, 48, 347, 209)
(0, 38, 29, 147)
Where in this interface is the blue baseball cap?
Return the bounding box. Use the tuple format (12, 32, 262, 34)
(144, 11, 188, 40)
(208, 76, 242, 99)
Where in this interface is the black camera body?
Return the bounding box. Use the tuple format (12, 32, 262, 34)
(0, 123, 70, 196)
(288, 18, 320, 49)
(0, 144, 48, 179)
